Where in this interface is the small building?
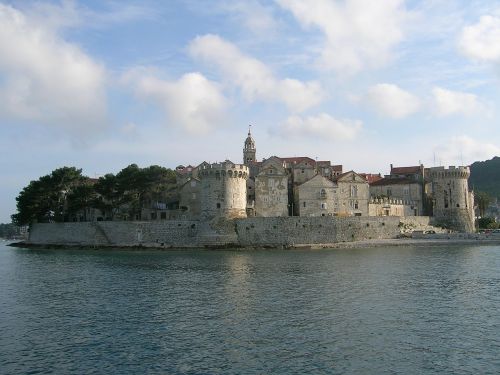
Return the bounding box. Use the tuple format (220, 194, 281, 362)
(254, 157, 289, 217)
(335, 171, 369, 216)
(294, 174, 337, 216)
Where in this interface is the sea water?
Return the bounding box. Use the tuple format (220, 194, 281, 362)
(1, 242, 499, 374)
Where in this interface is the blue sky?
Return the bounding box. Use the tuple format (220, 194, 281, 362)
(1, 0, 500, 223)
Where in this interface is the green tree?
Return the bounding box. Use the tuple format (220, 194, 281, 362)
(477, 217, 499, 229)
(66, 179, 99, 221)
(475, 191, 491, 217)
(12, 167, 85, 225)
(0, 223, 19, 239)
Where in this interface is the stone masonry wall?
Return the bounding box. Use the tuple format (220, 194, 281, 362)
(29, 216, 403, 248)
(28, 220, 237, 248)
(235, 216, 401, 246)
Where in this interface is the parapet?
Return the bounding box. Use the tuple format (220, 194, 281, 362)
(198, 160, 249, 179)
(428, 166, 470, 179)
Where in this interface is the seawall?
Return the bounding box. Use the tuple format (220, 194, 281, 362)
(27, 216, 407, 248)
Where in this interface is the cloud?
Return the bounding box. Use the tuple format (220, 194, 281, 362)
(218, 0, 278, 35)
(434, 135, 500, 165)
(188, 34, 324, 112)
(276, 0, 409, 74)
(280, 113, 362, 140)
(0, 3, 107, 136)
(364, 84, 420, 119)
(459, 15, 500, 62)
(124, 69, 227, 134)
(432, 87, 485, 116)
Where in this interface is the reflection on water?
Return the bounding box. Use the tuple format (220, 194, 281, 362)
(1, 244, 499, 374)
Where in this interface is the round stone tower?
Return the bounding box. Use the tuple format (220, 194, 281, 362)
(199, 161, 249, 220)
(243, 126, 256, 165)
(428, 166, 475, 232)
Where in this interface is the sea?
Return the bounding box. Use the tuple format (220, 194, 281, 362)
(1, 241, 499, 374)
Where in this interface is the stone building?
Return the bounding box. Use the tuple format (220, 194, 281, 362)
(369, 197, 416, 217)
(369, 165, 426, 216)
(178, 177, 201, 219)
(335, 171, 370, 216)
(294, 174, 337, 216)
(294, 171, 369, 217)
(254, 157, 289, 217)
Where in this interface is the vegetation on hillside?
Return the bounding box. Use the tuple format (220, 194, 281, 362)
(11, 165, 177, 226)
(0, 223, 19, 239)
(470, 156, 500, 199)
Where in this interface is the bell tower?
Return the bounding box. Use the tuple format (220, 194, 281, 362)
(243, 125, 256, 165)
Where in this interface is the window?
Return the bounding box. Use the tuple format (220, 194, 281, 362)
(301, 169, 305, 173)
(160, 212, 166, 220)
(151, 212, 157, 220)
(350, 185, 358, 197)
(355, 201, 359, 209)
(216, 203, 221, 209)
(320, 188, 326, 198)
(321, 203, 327, 209)
(303, 202, 306, 208)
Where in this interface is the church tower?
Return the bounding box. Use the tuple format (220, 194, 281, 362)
(243, 126, 256, 165)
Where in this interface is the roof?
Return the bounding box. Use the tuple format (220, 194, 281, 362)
(333, 170, 367, 182)
(359, 173, 383, 184)
(176, 165, 195, 175)
(390, 165, 422, 175)
(370, 177, 419, 186)
(279, 157, 316, 165)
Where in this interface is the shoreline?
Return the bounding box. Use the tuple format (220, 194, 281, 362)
(7, 237, 500, 251)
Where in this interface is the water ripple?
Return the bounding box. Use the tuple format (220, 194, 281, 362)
(1, 244, 500, 374)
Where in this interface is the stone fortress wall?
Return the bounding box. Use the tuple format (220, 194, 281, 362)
(28, 216, 416, 248)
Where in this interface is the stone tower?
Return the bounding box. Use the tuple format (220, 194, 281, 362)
(198, 161, 249, 220)
(243, 126, 256, 165)
(428, 166, 475, 233)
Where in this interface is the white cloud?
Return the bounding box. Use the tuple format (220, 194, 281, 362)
(276, 0, 409, 74)
(124, 70, 228, 134)
(0, 4, 107, 135)
(434, 135, 500, 165)
(365, 84, 420, 119)
(188, 34, 324, 112)
(218, 1, 278, 35)
(280, 113, 362, 140)
(459, 15, 500, 62)
(432, 87, 485, 116)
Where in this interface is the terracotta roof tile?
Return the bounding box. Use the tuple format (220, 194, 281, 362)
(390, 165, 422, 175)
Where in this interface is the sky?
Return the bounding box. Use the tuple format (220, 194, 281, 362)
(1, 0, 500, 223)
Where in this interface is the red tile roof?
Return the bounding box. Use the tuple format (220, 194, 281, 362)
(390, 165, 422, 175)
(359, 173, 383, 184)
